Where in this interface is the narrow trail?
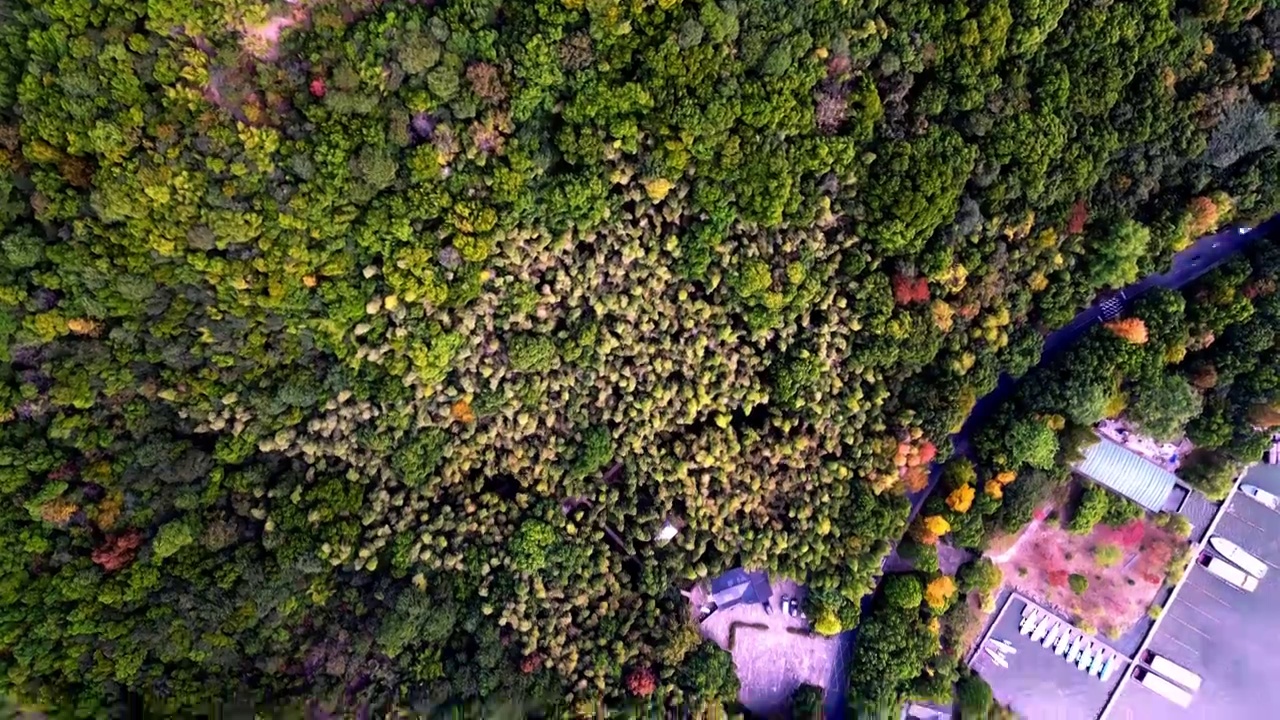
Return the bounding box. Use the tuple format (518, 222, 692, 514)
(988, 517, 1043, 564)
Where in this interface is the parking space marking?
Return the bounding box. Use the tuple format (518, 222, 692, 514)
(1185, 581, 1231, 607)
(1178, 600, 1219, 623)
(1227, 508, 1268, 533)
(1167, 613, 1210, 638)
(1162, 633, 1201, 656)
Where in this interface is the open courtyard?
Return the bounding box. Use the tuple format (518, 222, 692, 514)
(690, 577, 848, 715)
(995, 514, 1184, 637)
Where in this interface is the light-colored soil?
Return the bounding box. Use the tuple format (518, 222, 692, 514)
(241, 5, 310, 60)
(691, 578, 848, 715)
(989, 517, 1042, 563)
(993, 517, 1180, 636)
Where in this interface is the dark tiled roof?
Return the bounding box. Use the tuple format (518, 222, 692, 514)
(709, 568, 771, 609)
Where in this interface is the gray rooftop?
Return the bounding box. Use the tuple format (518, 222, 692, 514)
(708, 568, 771, 610)
(1075, 438, 1178, 511)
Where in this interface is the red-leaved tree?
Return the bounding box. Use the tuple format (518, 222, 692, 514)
(626, 666, 657, 696)
(91, 529, 144, 572)
(892, 274, 930, 304)
(1066, 199, 1089, 235)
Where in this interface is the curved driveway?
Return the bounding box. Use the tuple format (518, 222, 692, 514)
(830, 217, 1278, 718)
(916, 217, 1279, 521)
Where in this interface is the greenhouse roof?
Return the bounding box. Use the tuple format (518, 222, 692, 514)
(1075, 438, 1178, 511)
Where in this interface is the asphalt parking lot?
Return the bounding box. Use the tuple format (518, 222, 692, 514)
(1107, 466, 1280, 719)
(974, 597, 1127, 720)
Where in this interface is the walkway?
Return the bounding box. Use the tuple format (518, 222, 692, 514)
(988, 518, 1042, 564)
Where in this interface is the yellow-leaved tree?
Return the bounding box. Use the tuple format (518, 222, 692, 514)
(813, 607, 842, 636)
(924, 575, 957, 611)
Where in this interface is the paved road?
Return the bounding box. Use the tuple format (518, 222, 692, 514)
(905, 218, 1279, 524)
(840, 218, 1276, 717)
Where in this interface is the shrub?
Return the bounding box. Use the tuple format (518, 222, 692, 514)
(1154, 512, 1193, 538)
(727, 621, 769, 650)
(1069, 573, 1089, 594)
(957, 672, 994, 718)
(1165, 544, 1193, 584)
(1147, 604, 1162, 620)
(1093, 544, 1123, 568)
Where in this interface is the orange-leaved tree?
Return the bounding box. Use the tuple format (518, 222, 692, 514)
(946, 484, 975, 513)
(1105, 317, 1148, 344)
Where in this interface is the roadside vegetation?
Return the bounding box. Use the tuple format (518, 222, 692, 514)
(3, 0, 1280, 716)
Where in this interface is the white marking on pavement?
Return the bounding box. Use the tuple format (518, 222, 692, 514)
(1227, 509, 1267, 533)
(1164, 634, 1200, 655)
(1178, 601, 1219, 623)
(1167, 614, 1210, 638)
(1185, 581, 1230, 608)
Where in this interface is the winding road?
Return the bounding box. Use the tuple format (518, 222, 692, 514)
(826, 216, 1278, 717)
(910, 217, 1279, 523)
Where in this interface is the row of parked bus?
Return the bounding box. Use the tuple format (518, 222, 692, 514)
(1133, 652, 1201, 708)
(1135, 532, 1269, 707)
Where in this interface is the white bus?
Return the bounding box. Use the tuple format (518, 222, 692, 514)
(1200, 554, 1259, 592)
(1135, 667, 1194, 708)
(1146, 653, 1203, 691)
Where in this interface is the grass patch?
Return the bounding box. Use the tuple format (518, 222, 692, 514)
(1094, 543, 1122, 568)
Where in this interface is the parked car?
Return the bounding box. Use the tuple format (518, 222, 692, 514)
(762, 601, 772, 615)
(780, 595, 791, 615)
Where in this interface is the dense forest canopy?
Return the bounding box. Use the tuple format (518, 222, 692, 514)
(2, 0, 1280, 714)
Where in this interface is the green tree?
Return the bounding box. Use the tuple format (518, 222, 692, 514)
(1082, 220, 1149, 290)
(1069, 483, 1111, 534)
(1127, 374, 1202, 442)
(884, 573, 924, 609)
(956, 671, 994, 718)
(676, 641, 740, 703)
(791, 683, 825, 719)
(1094, 544, 1123, 568)
(957, 558, 1002, 595)
(1006, 417, 1060, 470)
